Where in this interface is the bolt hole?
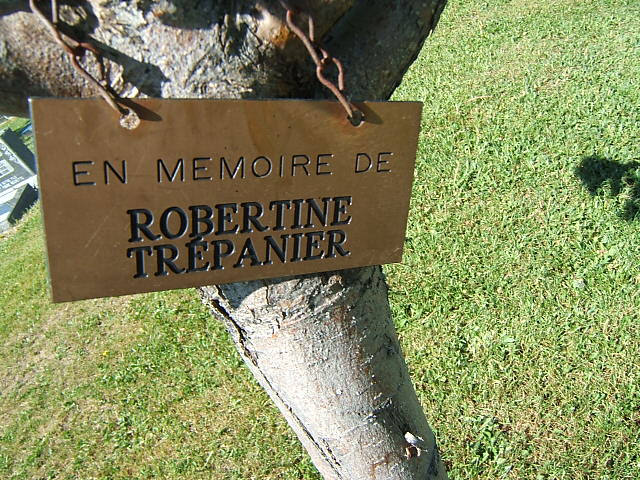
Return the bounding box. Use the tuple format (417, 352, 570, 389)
(349, 110, 365, 127)
(119, 109, 140, 130)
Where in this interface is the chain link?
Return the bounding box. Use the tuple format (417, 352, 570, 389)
(280, 1, 364, 126)
(30, 0, 139, 129)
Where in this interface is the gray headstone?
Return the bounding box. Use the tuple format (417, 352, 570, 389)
(0, 127, 38, 232)
(0, 130, 36, 198)
(0, 128, 36, 173)
(8, 183, 38, 224)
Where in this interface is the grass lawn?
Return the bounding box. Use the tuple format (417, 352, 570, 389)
(1, 0, 639, 478)
(0, 117, 29, 134)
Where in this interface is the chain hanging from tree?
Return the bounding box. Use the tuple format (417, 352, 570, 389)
(30, 0, 362, 128)
(279, 0, 364, 125)
(29, 0, 140, 128)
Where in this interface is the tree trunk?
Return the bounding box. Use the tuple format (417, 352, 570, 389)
(0, 1, 449, 478)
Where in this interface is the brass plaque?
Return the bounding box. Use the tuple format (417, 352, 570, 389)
(30, 99, 422, 302)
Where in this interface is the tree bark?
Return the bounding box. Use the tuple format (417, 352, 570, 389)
(0, 1, 448, 478)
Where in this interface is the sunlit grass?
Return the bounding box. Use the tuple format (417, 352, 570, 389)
(388, 0, 640, 478)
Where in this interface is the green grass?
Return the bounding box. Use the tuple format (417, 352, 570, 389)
(0, 117, 29, 133)
(1, 0, 640, 478)
(0, 213, 315, 480)
(387, 0, 640, 477)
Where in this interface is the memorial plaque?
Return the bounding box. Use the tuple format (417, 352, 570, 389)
(30, 99, 422, 302)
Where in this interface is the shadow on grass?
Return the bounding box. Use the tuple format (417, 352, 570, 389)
(575, 156, 640, 221)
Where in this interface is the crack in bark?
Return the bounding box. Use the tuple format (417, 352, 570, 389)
(320, 439, 343, 477)
(199, 285, 345, 479)
(200, 288, 258, 365)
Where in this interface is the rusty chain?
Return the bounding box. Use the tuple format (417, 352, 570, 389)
(280, 1, 364, 126)
(29, 0, 139, 129)
(30, 1, 361, 128)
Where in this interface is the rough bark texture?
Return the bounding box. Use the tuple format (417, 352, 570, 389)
(200, 269, 446, 479)
(1, 1, 448, 478)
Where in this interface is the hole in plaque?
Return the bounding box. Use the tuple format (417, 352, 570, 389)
(349, 109, 365, 127)
(119, 108, 141, 130)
